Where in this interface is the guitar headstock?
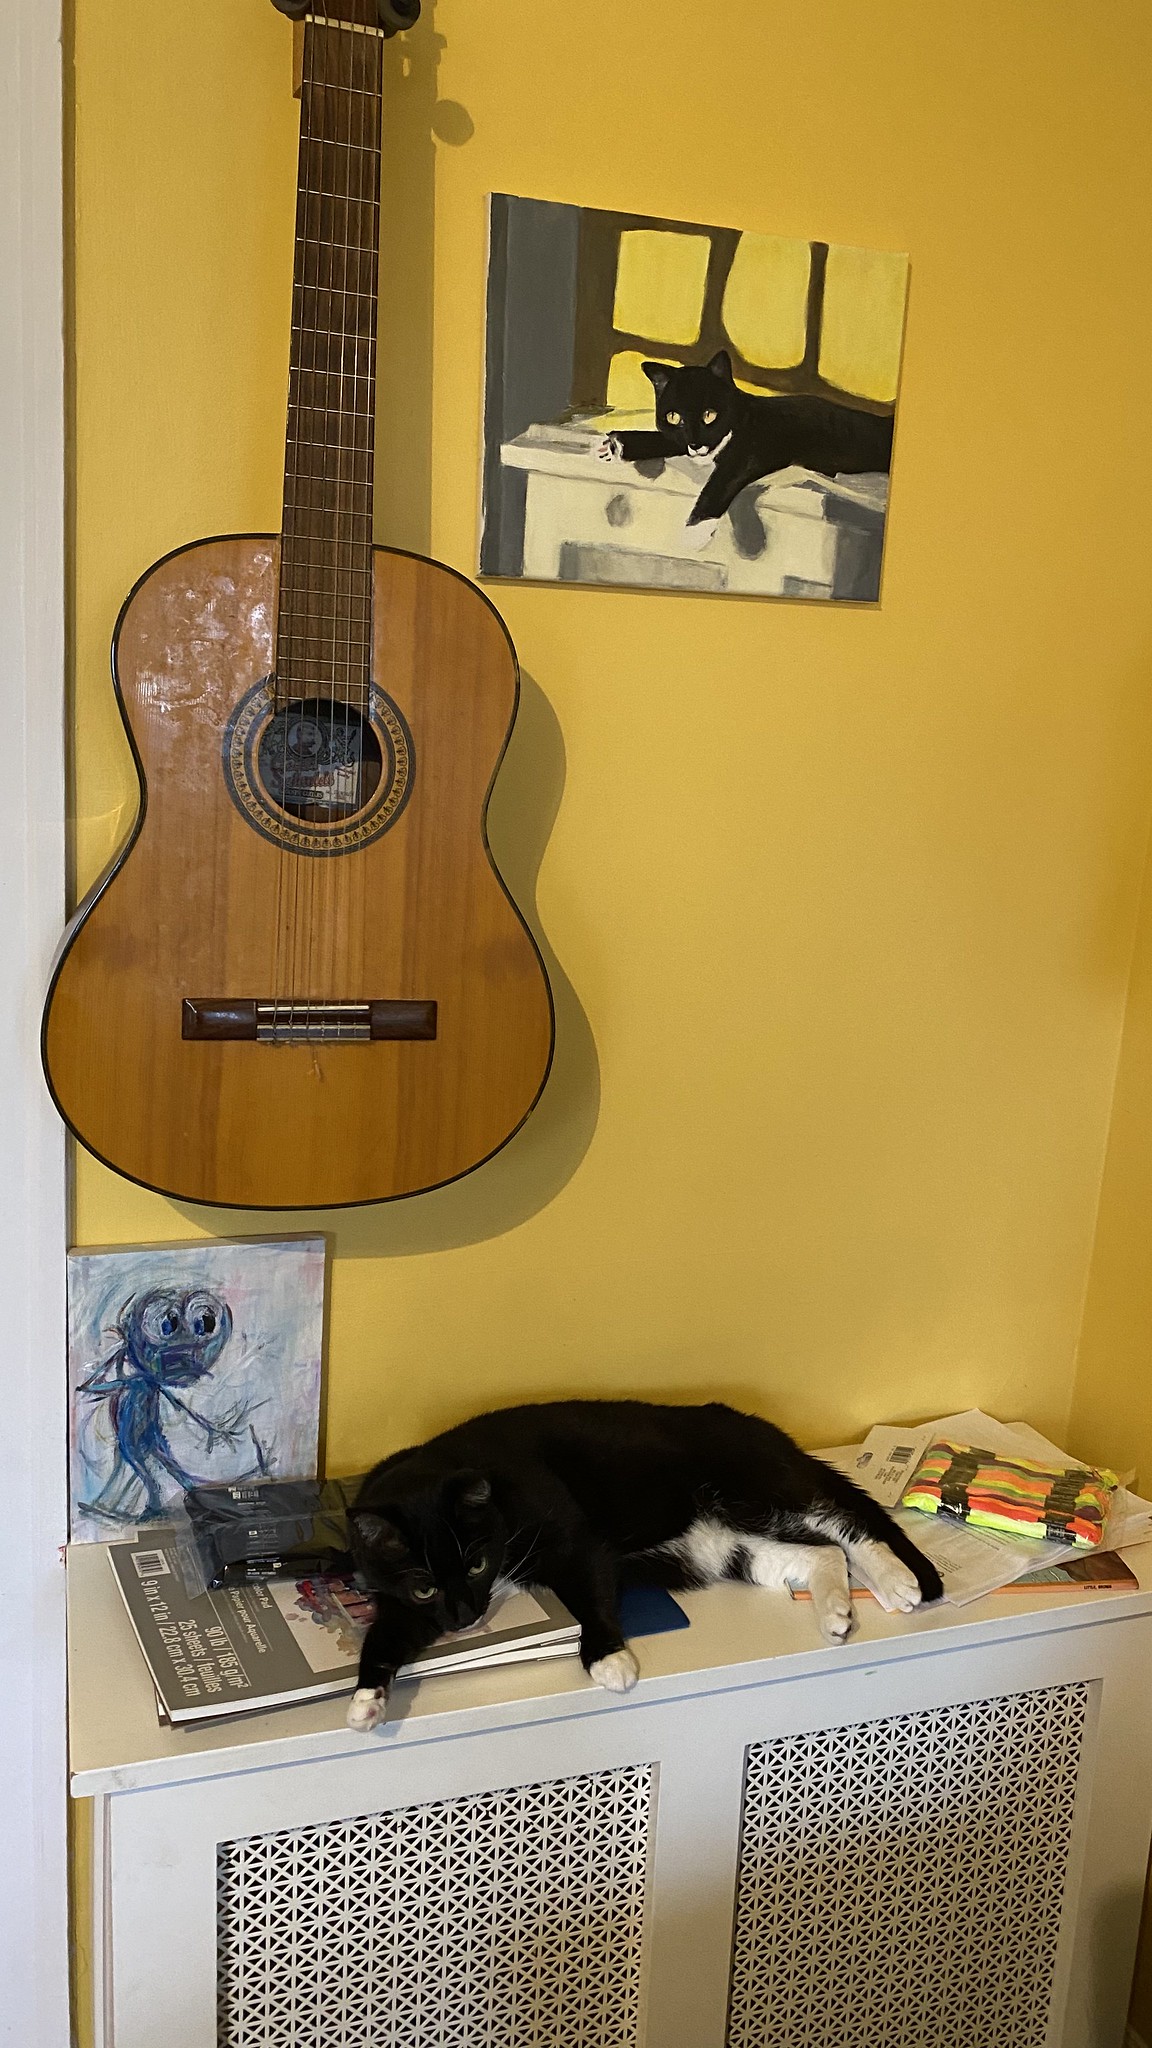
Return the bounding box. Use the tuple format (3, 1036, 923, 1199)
(270, 0, 420, 32)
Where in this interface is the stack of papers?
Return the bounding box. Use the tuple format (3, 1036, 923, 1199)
(817, 1409, 1152, 1606)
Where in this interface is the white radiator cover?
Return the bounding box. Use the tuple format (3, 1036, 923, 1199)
(216, 1765, 653, 2048)
(728, 1684, 1088, 2048)
(67, 1545, 1152, 2048)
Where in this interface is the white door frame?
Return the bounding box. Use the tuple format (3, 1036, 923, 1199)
(0, 1, 71, 2043)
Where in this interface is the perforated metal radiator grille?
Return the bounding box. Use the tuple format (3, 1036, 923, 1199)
(216, 1762, 652, 2048)
(726, 1682, 1088, 2048)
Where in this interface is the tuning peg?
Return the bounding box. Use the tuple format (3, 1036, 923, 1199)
(378, 0, 420, 31)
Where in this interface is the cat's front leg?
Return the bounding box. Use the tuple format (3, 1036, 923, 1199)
(597, 429, 670, 465)
(684, 459, 761, 548)
(548, 1547, 639, 1694)
(346, 1607, 441, 1733)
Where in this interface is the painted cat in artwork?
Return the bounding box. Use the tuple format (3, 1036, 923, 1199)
(598, 349, 893, 547)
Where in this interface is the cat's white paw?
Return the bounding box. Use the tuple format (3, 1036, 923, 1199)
(816, 1589, 854, 1644)
(809, 1554, 854, 1644)
(347, 1686, 387, 1732)
(852, 1541, 923, 1614)
(588, 1647, 639, 1693)
(683, 517, 719, 552)
(596, 433, 623, 463)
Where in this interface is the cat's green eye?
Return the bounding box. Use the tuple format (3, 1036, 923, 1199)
(467, 1555, 488, 1578)
(666, 411, 681, 426)
(703, 408, 718, 424)
(411, 1582, 437, 1603)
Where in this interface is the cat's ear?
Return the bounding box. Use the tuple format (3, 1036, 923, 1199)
(642, 361, 671, 396)
(707, 349, 734, 381)
(449, 1470, 492, 1510)
(351, 1511, 406, 1557)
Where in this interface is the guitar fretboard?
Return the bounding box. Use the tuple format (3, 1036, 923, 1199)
(277, 7, 384, 710)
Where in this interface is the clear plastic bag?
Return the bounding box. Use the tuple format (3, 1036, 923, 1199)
(172, 1474, 368, 1596)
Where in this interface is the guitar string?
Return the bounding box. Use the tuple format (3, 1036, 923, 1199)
(324, 17, 356, 1030)
(277, 17, 383, 1042)
(331, 22, 379, 1027)
(352, 23, 379, 1018)
(311, 20, 370, 1032)
(275, 10, 317, 1040)
(289, 16, 313, 1036)
(356, 27, 382, 1019)
(331, 15, 358, 1028)
(306, 22, 334, 1035)
(290, 15, 321, 1037)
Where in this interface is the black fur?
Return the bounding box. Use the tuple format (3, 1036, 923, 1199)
(349, 1400, 943, 1697)
(605, 349, 893, 528)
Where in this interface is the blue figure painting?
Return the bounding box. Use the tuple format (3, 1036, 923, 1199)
(68, 1239, 325, 1541)
(77, 1287, 268, 1526)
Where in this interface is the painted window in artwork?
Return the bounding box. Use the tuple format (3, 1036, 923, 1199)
(819, 244, 909, 403)
(721, 234, 811, 369)
(605, 350, 677, 412)
(612, 229, 712, 346)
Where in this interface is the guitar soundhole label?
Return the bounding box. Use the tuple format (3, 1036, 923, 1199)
(259, 698, 382, 822)
(223, 681, 413, 856)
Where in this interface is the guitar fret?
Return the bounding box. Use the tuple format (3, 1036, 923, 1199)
(286, 331, 373, 348)
(280, 569, 373, 582)
(282, 508, 373, 518)
(281, 530, 374, 544)
(278, 659, 373, 673)
(290, 286, 378, 304)
(280, 571, 373, 586)
(294, 137, 379, 155)
(280, 629, 373, 642)
(290, 357, 376, 375)
(294, 241, 378, 261)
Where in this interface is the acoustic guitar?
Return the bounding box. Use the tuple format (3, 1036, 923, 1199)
(43, 0, 554, 1209)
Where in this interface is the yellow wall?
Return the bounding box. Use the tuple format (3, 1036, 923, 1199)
(69, 1, 1152, 2038)
(1069, 784, 1152, 2040)
(70, 0, 1152, 1474)
(1070, 834, 1152, 1491)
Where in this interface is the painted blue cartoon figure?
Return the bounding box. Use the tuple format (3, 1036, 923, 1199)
(79, 1287, 269, 1525)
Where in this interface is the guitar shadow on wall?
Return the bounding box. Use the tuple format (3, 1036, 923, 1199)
(362, 5, 603, 1249)
(343, 669, 602, 1255)
(373, 0, 468, 556)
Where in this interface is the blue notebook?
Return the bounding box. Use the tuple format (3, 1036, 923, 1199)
(617, 1584, 690, 1638)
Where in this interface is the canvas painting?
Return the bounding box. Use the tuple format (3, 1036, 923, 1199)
(481, 195, 908, 603)
(68, 1236, 326, 1542)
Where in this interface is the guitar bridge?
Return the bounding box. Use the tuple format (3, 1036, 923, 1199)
(182, 1000, 437, 1044)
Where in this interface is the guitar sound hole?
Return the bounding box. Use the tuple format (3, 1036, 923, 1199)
(258, 697, 383, 823)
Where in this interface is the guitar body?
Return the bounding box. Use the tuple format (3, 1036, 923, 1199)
(43, 535, 554, 1208)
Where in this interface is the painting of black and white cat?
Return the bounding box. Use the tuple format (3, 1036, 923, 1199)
(346, 1399, 942, 1732)
(598, 349, 893, 552)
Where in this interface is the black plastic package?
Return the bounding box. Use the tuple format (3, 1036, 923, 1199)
(176, 1474, 368, 1592)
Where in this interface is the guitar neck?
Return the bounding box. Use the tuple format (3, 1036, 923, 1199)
(278, 7, 385, 709)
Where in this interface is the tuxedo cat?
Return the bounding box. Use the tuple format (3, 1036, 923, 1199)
(345, 1400, 942, 1732)
(597, 349, 893, 548)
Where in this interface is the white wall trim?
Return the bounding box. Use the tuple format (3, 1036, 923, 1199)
(0, 1, 71, 2044)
